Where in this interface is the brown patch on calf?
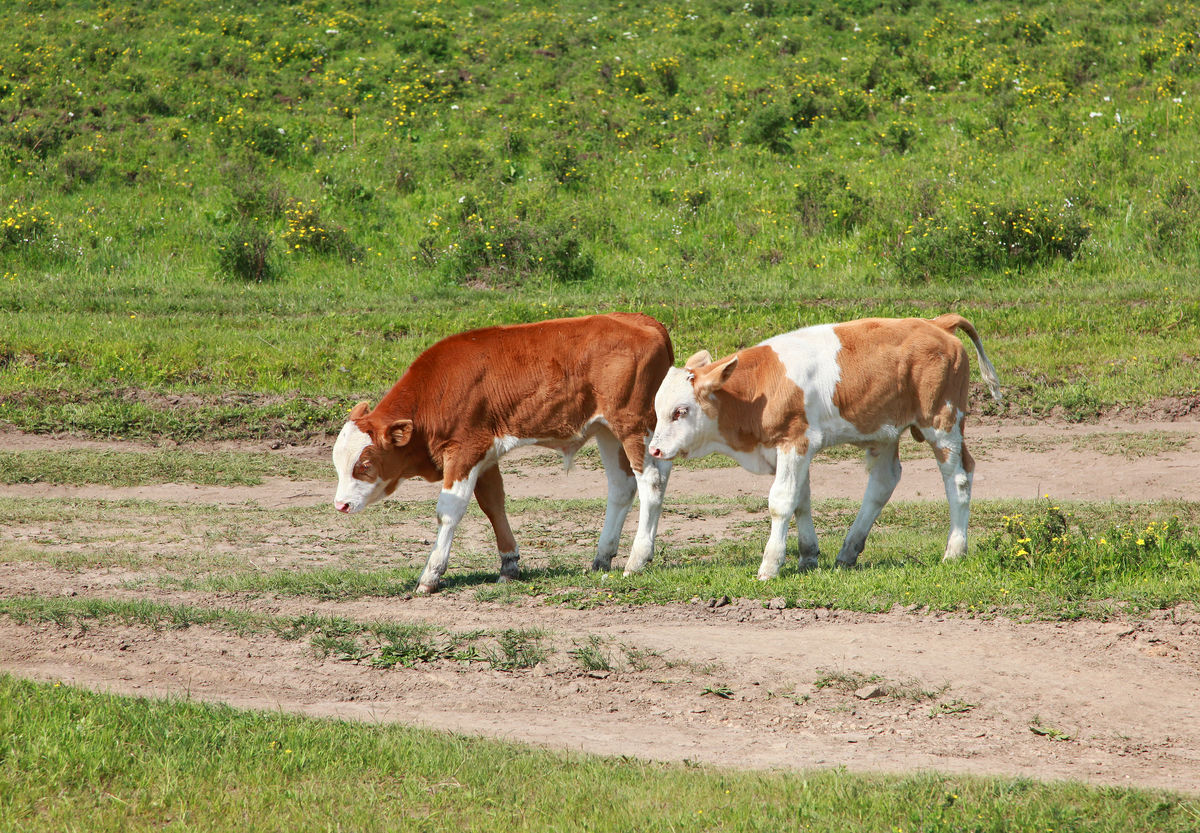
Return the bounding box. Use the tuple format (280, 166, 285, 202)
(831, 318, 972, 435)
(693, 345, 809, 454)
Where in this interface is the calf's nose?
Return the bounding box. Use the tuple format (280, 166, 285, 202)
(335, 502, 351, 513)
(649, 446, 663, 459)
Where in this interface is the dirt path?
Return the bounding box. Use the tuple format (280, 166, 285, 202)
(2, 421, 1200, 793)
(3, 418, 1199, 507)
(2, 587, 1198, 793)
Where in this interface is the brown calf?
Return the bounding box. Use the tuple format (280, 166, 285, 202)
(333, 313, 674, 592)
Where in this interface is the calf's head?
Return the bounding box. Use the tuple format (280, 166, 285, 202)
(649, 350, 738, 461)
(332, 401, 414, 513)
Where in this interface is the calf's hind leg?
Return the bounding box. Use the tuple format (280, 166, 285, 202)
(474, 463, 520, 582)
(926, 420, 974, 560)
(836, 441, 902, 568)
(592, 428, 638, 571)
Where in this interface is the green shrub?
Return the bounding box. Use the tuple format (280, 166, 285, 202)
(743, 103, 792, 153)
(216, 223, 278, 282)
(282, 200, 364, 262)
(889, 198, 1091, 281)
(794, 169, 870, 234)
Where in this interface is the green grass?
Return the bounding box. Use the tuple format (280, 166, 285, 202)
(2, 675, 1197, 832)
(0, 595, 544, 673)
(3, 0, 1200, 440)
(0, 448, 329, 486)
(5, 494, 1198, 620)
(471, 500, 1200, 618)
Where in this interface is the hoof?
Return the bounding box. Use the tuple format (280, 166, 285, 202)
(591, 560, 613, 573)
(416, 582, 439, 594)
(496, 574, 518, 584)
(835, 559, 857, 570)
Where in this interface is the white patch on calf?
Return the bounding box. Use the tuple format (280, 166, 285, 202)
(761, 324, 842, 407)
(332, 421, 385, 513)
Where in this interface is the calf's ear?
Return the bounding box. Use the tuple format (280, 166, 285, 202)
(386, 419, 415, 449)
(684, 350, 713, 371)
(696, 355, 739, 396)
(348, 401, 371, 421)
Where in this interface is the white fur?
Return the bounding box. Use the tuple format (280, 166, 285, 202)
(924, 407, 972, 560)
(417, 469, 482, 592)
(332, 422, 385, 513)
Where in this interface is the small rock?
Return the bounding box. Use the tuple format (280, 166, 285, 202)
(60, 588, 77, 597)
(709, 595, 730, 609)
(587, 670, 610, 679)
(854, 684, 888, 700)
(767, 597, 787, 610)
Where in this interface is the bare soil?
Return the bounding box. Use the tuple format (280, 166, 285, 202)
(2, 419, 1199, 794)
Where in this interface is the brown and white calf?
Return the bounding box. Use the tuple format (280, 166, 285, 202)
(648, 315, 1002, 578)
(333, 313, 675, 593)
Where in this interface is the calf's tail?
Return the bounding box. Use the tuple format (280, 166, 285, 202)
(931, 314, 1003, 402)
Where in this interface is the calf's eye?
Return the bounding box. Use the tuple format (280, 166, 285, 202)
(672, 407, 688, 421)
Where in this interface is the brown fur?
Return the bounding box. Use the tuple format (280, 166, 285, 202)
(352, 313, 673, 489)
(693, 346, 809, 455)
(831, 317, 972, 436)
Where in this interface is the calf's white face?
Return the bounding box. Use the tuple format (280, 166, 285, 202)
(650, 350, 741, 461)
(332, 421, 387, 513)
(649, 367, 705, 460)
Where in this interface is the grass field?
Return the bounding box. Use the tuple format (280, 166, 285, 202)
(4, 674, 1198, 833)
(3, 0, 1200, 438)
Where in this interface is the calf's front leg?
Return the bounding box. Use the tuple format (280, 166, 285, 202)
(759, 450, 811, 580)
(416, 464, 483, 594)
(622, 439, 671, 575)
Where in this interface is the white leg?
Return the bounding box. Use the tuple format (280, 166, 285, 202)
(759, 450, 810, 580)
(593, 429, 638, 571)
(416, 467, 482, 593)
(793, 476, 820, 570)
(836, 442, 901, 568)
(623, 452, 671, 575)
(929, 422, 973, 560)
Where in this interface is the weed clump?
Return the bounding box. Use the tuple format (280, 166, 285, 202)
(983, 503, 1197, 586)
(1, 202, 57, 250)
(282, 200, 364, 262)
(216, 223, 278, 282)
(890, 198, 1091, 281)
